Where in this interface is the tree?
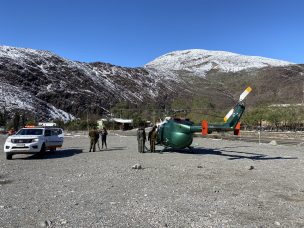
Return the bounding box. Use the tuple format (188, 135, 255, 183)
(132, 114, 144, 128)
(265, 109, 282, 131)
(242, 107, 265, 129)
(54, 119, 65, 129)
(20, 114, 27, 127)
(13, 113, 21, 131)
(0, 112, 6, 126)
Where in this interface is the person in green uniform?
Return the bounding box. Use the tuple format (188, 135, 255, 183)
(137, 125, 146, 153)
(89, 127, 99, 152)
(148, 126, 157, 152)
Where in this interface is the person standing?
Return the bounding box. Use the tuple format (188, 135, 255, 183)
(148, 126, 157, 152)
(137, 125, 146, 153)
(89, 127, 98, 152)
(96, 129, 101, 151)
(101, 127, 108, 149)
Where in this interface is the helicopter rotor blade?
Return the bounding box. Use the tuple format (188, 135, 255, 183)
(223, 108, 234, 122)
(239, 86, 252, 102)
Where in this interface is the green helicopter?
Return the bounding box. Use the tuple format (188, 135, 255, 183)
(156, 87, 252, 149)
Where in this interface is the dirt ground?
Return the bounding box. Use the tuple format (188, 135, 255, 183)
(0, 132, 304, 227)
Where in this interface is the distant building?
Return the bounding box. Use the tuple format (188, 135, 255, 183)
(38, 122, 57, 127)
(269, 103, 304, 107)
(98, 118, 133, 130)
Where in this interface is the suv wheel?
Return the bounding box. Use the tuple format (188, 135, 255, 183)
(6, 153, 13, 160)
(40, 143, 46, 153)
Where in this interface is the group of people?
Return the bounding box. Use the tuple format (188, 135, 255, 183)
(137, 125, 157, 153)
(89, 124, 157, 153)
(88, 127, 108, 152)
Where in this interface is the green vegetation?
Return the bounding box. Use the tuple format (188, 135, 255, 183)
(1, 101, 304, 132)
(0, 112, 7, 127)
(242, 105, 304, 131)
(63, 119, 97, 131)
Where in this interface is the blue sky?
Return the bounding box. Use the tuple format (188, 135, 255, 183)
(0, 0, 303, 67)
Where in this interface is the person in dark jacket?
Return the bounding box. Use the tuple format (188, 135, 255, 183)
(101, 127, 108, 149)
(96, 130, 101, 151)
(148, 126, 157, 152)
(137, 125, 146, 153)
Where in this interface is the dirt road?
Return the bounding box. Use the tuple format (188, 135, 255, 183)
(0, 133, 303, 227)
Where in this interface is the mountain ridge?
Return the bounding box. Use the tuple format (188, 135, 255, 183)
(145, 49, 293, 77)
(0, 45, 302, 122)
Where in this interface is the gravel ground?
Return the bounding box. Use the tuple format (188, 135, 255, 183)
(0, 132, 304, 227)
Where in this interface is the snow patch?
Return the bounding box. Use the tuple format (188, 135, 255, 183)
(0, 81, 75, 121)
(145, 49, 293, 77)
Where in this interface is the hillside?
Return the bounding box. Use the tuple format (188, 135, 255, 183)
(0, 46, 303, 122)
(0, 46, 168, 121)
(145, 49, 292, 77)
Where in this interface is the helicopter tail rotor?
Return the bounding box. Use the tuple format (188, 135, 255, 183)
(239, 86, 252, 103)
(223, 86, 252, 123)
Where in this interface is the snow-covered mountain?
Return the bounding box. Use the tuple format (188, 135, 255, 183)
(0, 46, 302, 121)
(0, 82, 74, 121)
(0, 46, 177, 121)
(145, 49, 293, 77)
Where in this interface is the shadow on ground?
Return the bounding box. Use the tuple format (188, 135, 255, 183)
(16, 148, 84, 160)
(14, 147, 128, 160)
(160, 147, 298, 161)
(88, 147, 127, 152)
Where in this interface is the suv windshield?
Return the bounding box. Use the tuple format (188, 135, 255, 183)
(16, 128, 43, 136)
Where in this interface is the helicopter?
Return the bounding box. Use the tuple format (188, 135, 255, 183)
(156, 87, 252, 149)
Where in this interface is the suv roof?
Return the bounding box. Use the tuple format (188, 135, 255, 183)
(16, 128, 44, 136)
(24, 125, 61, 129)
(15, 127, 63, 136)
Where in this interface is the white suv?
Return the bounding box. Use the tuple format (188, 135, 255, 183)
(4, 127, 64, 160)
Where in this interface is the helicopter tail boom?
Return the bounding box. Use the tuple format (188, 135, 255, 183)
(191, 86, 252, 135)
